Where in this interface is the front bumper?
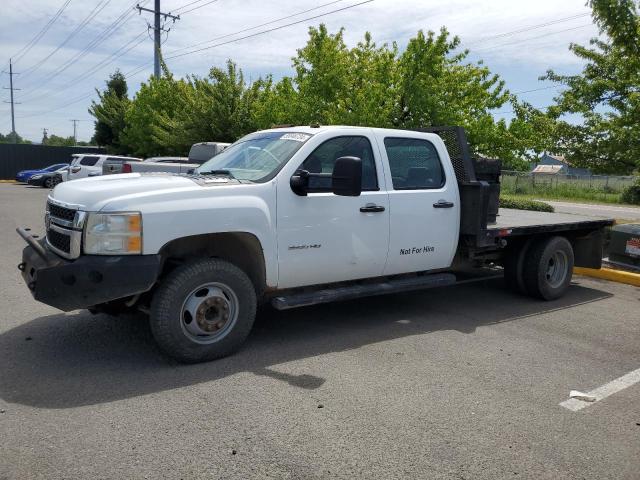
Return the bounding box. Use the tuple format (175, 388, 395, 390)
(18, 232, 161, 311)
(27, 176, 46, 186)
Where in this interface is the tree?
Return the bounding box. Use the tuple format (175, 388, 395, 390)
(89, 70, 131, 153)
(0, 131, 31, 144)
(151, 60, 261, 153)
(43, 134, 76, 146)
(543, 0, 640, 173)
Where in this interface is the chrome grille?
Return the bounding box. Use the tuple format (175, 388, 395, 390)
(45, 202, 84, 259)
(47, 228, 71, 254)
(47, 202, 76, 222)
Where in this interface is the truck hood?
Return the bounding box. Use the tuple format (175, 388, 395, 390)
(49, 173, 237, 211)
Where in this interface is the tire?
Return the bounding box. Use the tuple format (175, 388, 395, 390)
(44, 177, 52, 189)
(503, 240, 532, 294)
(523, 236, 574, 300)
(52, 176, 62, 187)
(150, 258, 257, 363)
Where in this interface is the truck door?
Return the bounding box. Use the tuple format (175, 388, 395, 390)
(377, 133, 460, 275)
(277, 134, 390, 288)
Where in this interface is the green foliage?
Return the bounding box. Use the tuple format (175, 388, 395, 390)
(542, 1, 640, 174)
(43, 134, 76, 147)
(89, 70, 131, 153)
(0, 131, 31, 144)
(621, 178, 640, 204)
(107, 24, 583, 169)
(120, 70, 189, 157)
(499, 195, 555, 212)
(151, 61, 262, 155)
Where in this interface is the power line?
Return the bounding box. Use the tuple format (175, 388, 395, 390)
(126, 0, 372, 77)
(467, 13, 591, 45)
(177, 0, 220, 15)
(165, 0, 347, 56)
(19, 0, 113, 82)
(11, 0, 73, 64)
(472, 24, 593, 53)
(511, 85, 562, 95)
(19, 0, 147, 99)
(171, 0, 206, 13)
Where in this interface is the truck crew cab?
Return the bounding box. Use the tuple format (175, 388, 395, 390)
(17, 126, 613, 363)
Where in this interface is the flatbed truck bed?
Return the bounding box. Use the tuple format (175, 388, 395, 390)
(489, 208, 614, 236)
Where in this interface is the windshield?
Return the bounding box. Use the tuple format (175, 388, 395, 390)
(196, 131, 312, 182)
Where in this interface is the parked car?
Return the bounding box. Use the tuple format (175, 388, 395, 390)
(15, 163, 68, 183)
(17, 125, 613, 363)
(68, 154, 142, 180)
(102, 143, 229, 175)
(27, 166, 68, 188)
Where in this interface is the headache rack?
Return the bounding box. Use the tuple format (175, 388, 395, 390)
(415, 126, 501, 245)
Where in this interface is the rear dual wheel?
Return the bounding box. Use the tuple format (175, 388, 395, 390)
(504, 236, 574, 300)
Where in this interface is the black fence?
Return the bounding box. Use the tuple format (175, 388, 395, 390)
(0, 144, 106, 180)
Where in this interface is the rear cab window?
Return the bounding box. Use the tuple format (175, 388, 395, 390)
(383, 137, 445, 190)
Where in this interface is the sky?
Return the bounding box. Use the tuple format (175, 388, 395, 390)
(0, 0, 601, 143)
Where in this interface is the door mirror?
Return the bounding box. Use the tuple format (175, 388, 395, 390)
(332, 156, 362, 197)
(290, 170, 310, 196)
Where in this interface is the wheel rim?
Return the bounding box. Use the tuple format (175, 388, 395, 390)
(546, 250, 568, 288)
(45, 179, 52, 188)
(179, 282, 239, 344)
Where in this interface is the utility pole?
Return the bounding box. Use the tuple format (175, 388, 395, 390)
(70, 119, 79, 145)
(2, 58, 21, 143)
(136, 1, 180, 78)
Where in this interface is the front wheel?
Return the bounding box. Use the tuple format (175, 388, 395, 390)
(44, 177, 53, 188)
(150, 258, 257, 363)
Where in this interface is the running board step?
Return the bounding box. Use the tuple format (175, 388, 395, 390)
(271, 273, 456, 310)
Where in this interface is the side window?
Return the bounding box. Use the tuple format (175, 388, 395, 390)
(384, 138, 445, 190)
(79, 156, 100, 166)
(299, 136, 378, 192)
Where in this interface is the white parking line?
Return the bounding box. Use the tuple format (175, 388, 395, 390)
(560, 367, 640, 411)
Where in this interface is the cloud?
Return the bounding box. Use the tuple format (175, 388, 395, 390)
(1, 0, 598, 142)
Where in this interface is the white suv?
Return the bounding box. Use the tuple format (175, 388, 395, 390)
(67, 154, 141, 181)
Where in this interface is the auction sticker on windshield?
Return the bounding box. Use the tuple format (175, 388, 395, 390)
(280, 133, 311, 142)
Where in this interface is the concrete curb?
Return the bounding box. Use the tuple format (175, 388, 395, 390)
(574, 267, 640, 287)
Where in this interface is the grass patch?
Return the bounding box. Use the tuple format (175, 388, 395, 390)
(500, 175, 637, 205)
(499, 195, 554, 212)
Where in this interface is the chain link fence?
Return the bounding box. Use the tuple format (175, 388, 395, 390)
(501, 170, 636, 195)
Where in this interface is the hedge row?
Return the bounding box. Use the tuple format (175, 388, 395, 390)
(499, 196, 555, 213)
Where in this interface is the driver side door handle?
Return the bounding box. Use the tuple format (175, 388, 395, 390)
(433, 200, 454, 209)
(360, 204, 386, 213)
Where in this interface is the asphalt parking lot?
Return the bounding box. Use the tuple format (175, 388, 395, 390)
(0, 183, 638, 480)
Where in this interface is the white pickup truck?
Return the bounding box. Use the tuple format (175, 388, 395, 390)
(18, 125, 612, 363)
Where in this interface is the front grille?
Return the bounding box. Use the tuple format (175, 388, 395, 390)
(47, 228, 71, 254)
(48, 202, 76, 222)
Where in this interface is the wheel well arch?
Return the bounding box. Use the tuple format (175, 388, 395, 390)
(158, 232, 267, 294)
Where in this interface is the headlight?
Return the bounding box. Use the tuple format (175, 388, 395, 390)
(84, 212, 142, 255)
(31, 174, 43, 180)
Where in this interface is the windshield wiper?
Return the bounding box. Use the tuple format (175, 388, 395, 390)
(198, 169, 235, 178)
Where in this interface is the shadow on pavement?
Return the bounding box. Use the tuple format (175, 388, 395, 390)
(0, 279, 611, 409)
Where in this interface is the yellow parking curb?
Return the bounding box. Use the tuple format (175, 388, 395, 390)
(0, 180, 17, 183)
(574, 267, 640, 287)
